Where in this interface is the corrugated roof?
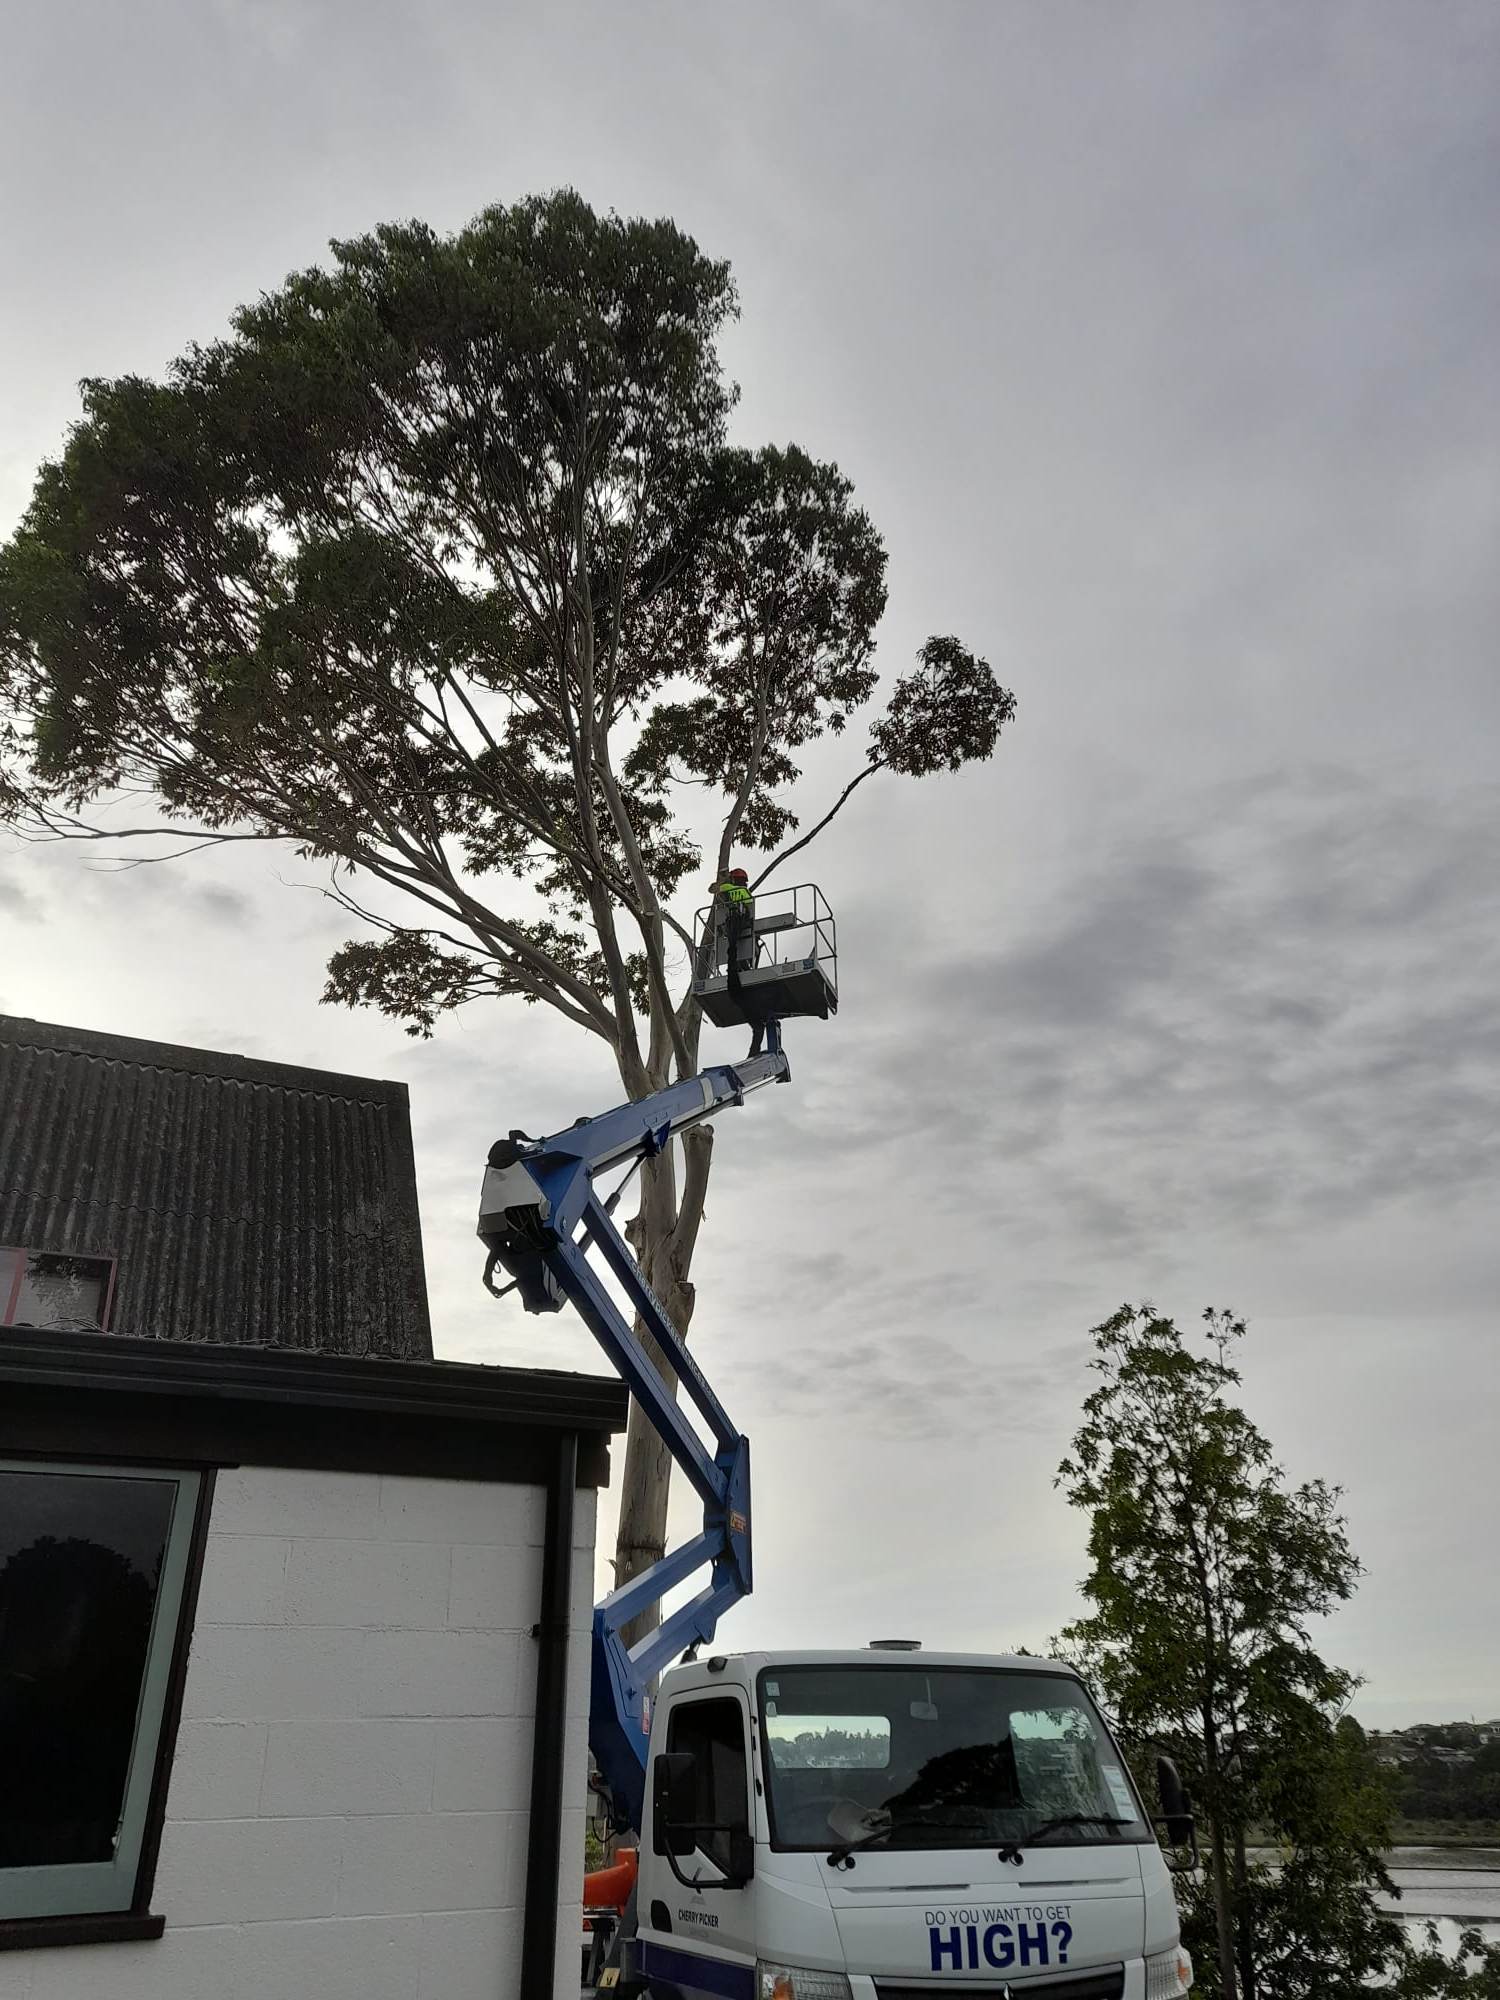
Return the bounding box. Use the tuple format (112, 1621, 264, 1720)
(0, 1016, 432, 1359)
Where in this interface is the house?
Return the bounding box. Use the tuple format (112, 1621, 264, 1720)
(0, 1016, 628, 1999)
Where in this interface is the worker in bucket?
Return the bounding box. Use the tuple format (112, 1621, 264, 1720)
(705, 866, 754, 972)
(703, 866, 767, 1056)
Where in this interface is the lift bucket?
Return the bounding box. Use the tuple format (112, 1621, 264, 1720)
(691, 883, 837, 1029)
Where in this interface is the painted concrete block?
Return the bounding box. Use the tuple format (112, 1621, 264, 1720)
(337, 1810, 510, 1916)
(20, 1922, 240, 2000)
(284, 1538, 451, 1630)
(377, 1474, 545, 1546)
(182, 1625, 366, 1721)
(165, 1719, 268, 1820)
(431, 1716, 532, 1812)
(259, 1718, 435, 1816)
(153, 1815, 344, 1926)
(357, 1628, 518, 1718)
(447, 1542, 541, 1629)
(212, 1466, 380, 1540)
(418, 1907, 521, 2000)
(196, 1535, 289, 1625)
(224, 1914, 423, 2000)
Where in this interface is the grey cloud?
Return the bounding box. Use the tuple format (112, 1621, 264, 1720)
(3, 0, 1497, 1710)
(0, 876, 42, 922)
(759, 770, 1500, 1277)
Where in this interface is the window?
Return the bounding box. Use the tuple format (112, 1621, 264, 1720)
(765, 1712, 891, 1770)
(0, 1250, 116, 1333)
(0, 1459, 207, 1928)
(759, 1665, 1150, 1852)
(665, 1697, 749, 1877)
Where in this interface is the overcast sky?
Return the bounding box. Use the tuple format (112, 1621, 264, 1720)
(3, 1, 1497, 1730)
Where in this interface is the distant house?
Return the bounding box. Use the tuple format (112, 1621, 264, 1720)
(1, 1015, 432, 1356)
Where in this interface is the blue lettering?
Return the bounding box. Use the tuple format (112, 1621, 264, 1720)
(983, 1923, 1015, 1969)
(1017, 1920, 1049, 1965)
(966, 1924, 980, 1969)
(1052, 1918, 1074, 1963)
(929, 1926, 962, 1971)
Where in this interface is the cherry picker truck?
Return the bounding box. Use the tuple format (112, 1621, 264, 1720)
(477, 884, 1194, 2000)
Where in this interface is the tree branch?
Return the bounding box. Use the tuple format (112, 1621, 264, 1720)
(751, 758, 884, 891)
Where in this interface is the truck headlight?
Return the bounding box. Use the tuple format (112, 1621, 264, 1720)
(756, 1963, 854, 2000)
(1146, 1941, 1195, 1996)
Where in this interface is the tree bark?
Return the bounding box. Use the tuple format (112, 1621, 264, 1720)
(613, 1284, 695, 1643)
(1207, 1809, 1241, 2000)
(611, 1144, 710, 1650)
(1232, 1821, 1257, 2000)
(1202, 1703, 1241, 2000)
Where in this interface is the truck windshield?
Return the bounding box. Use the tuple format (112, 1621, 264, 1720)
(758, 1665, 1149, 1853)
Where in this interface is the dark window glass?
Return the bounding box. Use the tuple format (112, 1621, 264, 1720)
(759, 1666, 1150, 1852)
(0, 1470, 176, 1869)
(666, 1697, 748, 1876)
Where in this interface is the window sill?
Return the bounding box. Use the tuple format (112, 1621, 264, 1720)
(0, 1912, 166, 1952)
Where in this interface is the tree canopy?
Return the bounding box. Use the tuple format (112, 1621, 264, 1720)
(0, 191, 1010, 1083)
(0, 188, 1014, 1629)
(1055, 1304, 1500, 1999)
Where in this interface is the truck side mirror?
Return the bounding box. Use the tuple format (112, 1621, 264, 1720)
(726, 1825, 756, 1885)
(1156, 1754, 1195, 1848)
(652, 1751, 697, 1858)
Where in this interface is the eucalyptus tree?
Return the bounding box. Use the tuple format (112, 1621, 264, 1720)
(0, 191, 1013, 1614)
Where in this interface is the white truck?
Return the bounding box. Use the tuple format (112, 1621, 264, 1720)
(622, 1643, 1193, 2000)
(478, 887, 1193, 1998)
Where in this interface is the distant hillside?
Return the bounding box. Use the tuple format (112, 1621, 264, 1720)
(1364, 1719, 1500, 1828)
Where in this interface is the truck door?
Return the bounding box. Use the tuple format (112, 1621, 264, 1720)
(639, 1690, 758, 1995)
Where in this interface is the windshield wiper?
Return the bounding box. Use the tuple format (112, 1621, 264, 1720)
(997, 1813, 1133, 1865)
(827, 1811, 992, 1869)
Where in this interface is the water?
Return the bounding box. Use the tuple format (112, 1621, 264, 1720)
(1381, 1846, 1500, 1950)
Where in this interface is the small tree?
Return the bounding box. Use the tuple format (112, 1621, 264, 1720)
(0, 191, 1013, 1624)
(1055, 1306, 1379, 2000)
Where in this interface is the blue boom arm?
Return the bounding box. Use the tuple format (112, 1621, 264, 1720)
(476, 1035, 788, 1831)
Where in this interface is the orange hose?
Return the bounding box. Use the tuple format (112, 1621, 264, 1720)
(582, 1844, 639, 1915)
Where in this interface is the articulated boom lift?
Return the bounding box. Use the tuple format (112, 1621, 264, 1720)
(476, 884, 836, 1833)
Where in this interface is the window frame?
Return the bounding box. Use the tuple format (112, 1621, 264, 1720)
(0, 1248, 119, 1334)
(663, 1692, 753, 1879)
(0, 1453, 214, 1949)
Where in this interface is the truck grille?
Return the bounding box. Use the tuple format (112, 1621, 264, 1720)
(875, 1970, 1125, 2000)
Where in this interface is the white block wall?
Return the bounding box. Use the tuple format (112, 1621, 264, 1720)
(3, 1465, 597, 2000)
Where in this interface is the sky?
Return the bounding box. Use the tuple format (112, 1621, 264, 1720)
(3, 1, 1497, 1731)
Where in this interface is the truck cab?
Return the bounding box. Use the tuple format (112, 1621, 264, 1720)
(629, 1646, 1192, 2000)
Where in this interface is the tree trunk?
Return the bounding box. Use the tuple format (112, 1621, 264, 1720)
(611, 1143, 710, 1650)
(614, 1270, 697, 1644)
(1232, 1823, 1257, 2000)
(1202, 1706, 1241, 2000)
(1207, 1810, 1241, 2000)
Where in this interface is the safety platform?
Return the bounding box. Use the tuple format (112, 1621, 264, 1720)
(691, 882, 837, 1028)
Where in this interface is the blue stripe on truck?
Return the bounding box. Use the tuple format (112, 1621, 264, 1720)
(637, 1939, 757, 1998)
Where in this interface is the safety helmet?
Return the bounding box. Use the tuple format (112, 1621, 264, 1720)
(728, 867, 749, 884)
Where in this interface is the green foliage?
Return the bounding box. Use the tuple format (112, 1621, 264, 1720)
(1395, 1926, 1500, 1997)
(1378, 1723, 1500, 1825)
(0, 190, 1012, 1078)
(1054, 1305, 1483, 1999)
(0, 185, 1015, 1631)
